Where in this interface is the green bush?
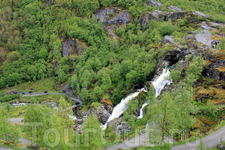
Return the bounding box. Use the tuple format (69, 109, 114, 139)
(0, 94, 21, 103)
(217, 38, 225, 51)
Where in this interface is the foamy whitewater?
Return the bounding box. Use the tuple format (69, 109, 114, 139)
(101, 68, 172, 129)
(152, 68, 172, 98)
(137, 68, 172, 119)
(101, 88, 145, 130)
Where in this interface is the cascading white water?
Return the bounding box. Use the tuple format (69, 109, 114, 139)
(137, 68, 172, 119)
(101, 88, 144, 130)
(137, 102, 149, 119)
(152, 68, 172, 98)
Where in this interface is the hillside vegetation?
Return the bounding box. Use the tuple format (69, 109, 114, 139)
(0, 0, 225, 149)
(1, 0, 224, 105)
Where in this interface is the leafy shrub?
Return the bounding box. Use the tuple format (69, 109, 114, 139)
(217, 38, 225, 51)
(0, 94, 21, 103)
(159, 20, 177, 36)
(178, 19, 185, 27)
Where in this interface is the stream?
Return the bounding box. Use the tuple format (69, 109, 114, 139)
(101, 68, 172, 129)
(137, 68, 172, 119)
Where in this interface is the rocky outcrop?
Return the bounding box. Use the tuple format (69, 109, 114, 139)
(77, 109, 90, 119)
(105, 25, 121, 40)
(41, 101, 58, 108)
(139, 10, 208, 30)
(61, 38, 88, 57)
(160, 12, 188, 21)
(116, 122, 131, 135)
(192, 11, 208, 18)
(161, 35, 174, 45)
(202, 59, 225, 81)
(168, 5, 182, 12)
(143, 0, 163, 8)
(195, 31, 213, 48)
(4, 89, 18, 96)
(94, 105, 110, 124)
(77, 104, 112, 124)
(144, 81, 152, 92)
(94, 8, 132, 26)
(107, 118, 122, 130)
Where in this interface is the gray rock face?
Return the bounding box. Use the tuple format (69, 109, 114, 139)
(95, 105, 110, 124)
(77, 109, 91, 119)
(77, 104, 111, 124)
(139, 11, 208, 30)
(202, 59, 225, 81)
(161, 35, 174, 44)
(192, 11, 208, 18)
(139, 10, 163, 29)
(94, 8, 131, 25)
(61, 40, 70, 57)
(195, 31, 213, 48)
(105, 25, 121, 40)
(61, 38, 88, 57)
(200, 22, 211, 30)
(168, 5, 182, 12)
(4, 89, 18, 96)
(107, 118, 122, 130)
(139, 11, 189, 30)
(160, 12, 187, 21)
(148, 0, 163, 8)
(210, 22, 225, 28)
(116, 122, 131, 135)
(217, 144, 225, 150)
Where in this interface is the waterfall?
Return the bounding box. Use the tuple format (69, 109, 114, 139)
(137, 102, 149, 119)
(101, 88, 145, 130)
(137, 68, 172, 119)
(152, 68, 172, 98)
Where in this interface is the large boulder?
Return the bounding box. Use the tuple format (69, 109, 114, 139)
(116, 122, 131, 135)
(4, 89, 18, 96)
(107, 118, 122, 130)
(94, 8, 132, 26)
(82, 104, 111, 124)
(95, 105, 110, 124)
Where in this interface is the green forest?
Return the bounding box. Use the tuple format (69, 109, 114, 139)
(0, 0, 225, 149)
(0, 0, 225, 104)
